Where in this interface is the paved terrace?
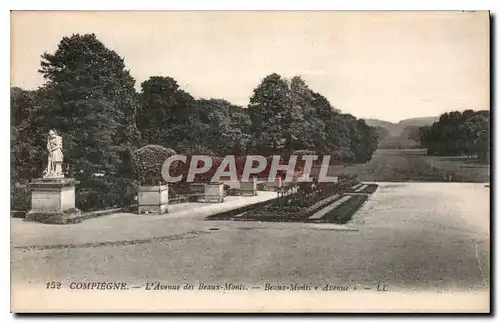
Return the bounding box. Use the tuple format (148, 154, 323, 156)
(11, 191, 278, 248)
(11, 183, 490, 302)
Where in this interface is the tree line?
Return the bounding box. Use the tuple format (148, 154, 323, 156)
(11, 33, 378, 210)
(419, 110, 490, 163)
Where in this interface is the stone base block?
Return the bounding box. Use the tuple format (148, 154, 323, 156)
(138, 185, 169, 214)
(204, 183, 224, 202)
(26, 177, 81, 224)
(240, 179, 257, 196)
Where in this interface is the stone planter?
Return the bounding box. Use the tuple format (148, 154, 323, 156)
(203, 183, 224, 203)
(240, 178, 257, 196)
(138, 184, 169, 214)
(25, 178, 81, 224)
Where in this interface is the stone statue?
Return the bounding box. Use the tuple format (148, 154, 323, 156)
(43, 129, 64, 178)
(28, 130, 80, 224)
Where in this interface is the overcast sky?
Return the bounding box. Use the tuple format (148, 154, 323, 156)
(11, 11, 489, 122)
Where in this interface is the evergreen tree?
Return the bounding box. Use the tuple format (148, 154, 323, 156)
(419, 110, 490, 164)
(195, 98, 251, 156)
(247, 73, 378, 162)
(10, 87, 44, 182)
(37, 33, 141, 178)
(137, 76, 195, 150)
(247, 73, 294, 155)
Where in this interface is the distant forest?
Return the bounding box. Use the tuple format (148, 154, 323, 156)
(420, 110, 490, 163)
(370, 111, 490, 164)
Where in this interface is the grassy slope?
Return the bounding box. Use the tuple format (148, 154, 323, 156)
(343, 149, 490, 183)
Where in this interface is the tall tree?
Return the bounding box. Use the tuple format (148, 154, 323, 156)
(419, 110, 490, 163)
(247, 73, 294, 155)
(137, 76, 195, 150)
(195, 98, 251, 156)
(11, 87, 44, 182)
(37, 33, 141, 178)
(247, 73, 378, 163)
(288, 76, 323, 152)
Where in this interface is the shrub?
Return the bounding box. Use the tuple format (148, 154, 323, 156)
(11, 178, 139, 213)
(132, 145, 176, 185)
(257, 183, 268, 190)
(170, 155, 225, 184)
(169, 182, 196, 198)
(11, 184, 31, 211)
(76, 177, 137, 212)
(197, 156, 224, 183)
(227, 188, 241, 196)
(338, 173, 358, 183)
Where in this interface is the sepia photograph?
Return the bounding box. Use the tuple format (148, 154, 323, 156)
(9, 10, 490, 313)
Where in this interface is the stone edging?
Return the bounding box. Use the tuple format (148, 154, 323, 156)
(11, 204, 138, 221)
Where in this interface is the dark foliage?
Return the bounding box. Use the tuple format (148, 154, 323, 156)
(11, 34, 380, 211)
(247, 74, 378, 162)
(76, 177, 137, 212)
(420, 110, 490, 164)
(11, 184, 31, 211)
(131, 145, 176, 185)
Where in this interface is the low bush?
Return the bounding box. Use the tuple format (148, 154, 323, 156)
(227, 188, 241, 196)
(76, 177, 137, 212)
(257, 183, 268, 190)
(11, 184, 31, 211)
(169, 182, 194, 198)
(131, 145, 176, 185)
(11, 177, 139, 213)
(275, 182, 339, 208)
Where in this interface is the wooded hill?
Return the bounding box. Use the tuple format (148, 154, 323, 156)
(365, 116, 439, 137)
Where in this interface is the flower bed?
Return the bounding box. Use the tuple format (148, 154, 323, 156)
(205, 177, 370, 223)
(362, 184, 378, 194)
(233, 182, 344, 222)
(316, 194, 368, 224)
(344, 183, 378, 194)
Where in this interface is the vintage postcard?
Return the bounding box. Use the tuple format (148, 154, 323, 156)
(10, 11, 490, 313)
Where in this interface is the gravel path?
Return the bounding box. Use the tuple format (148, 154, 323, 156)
(12, 183, 490, 295)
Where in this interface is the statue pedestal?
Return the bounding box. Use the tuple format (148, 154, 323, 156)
(138, 184, 169, 214)
(240, 178, 258, 196)
(25, 178, 82, 224)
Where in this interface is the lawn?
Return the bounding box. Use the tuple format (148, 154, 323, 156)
(343, 149, 489, 183)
